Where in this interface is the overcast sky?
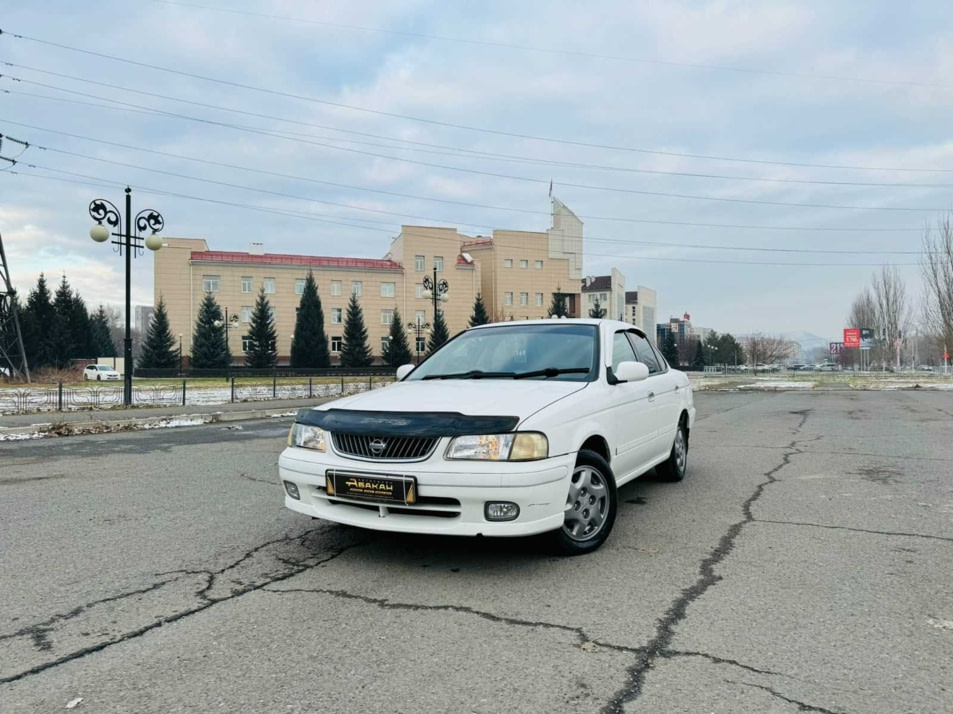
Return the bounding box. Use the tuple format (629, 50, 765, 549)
(2, 0, 952, 339)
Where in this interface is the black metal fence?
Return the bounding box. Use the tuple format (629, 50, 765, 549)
(0, 373, 395, 415)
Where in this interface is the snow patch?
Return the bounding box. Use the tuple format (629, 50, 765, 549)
(739, 381, 816, 390)
(0, 431, 46, 441)
(139, 417, 209, 429)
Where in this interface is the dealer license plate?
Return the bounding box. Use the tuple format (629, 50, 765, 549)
(326, 471, 417, 505)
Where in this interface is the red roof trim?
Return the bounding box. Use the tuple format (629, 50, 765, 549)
(460, 238, 493, 250)
(190, 250, 402, 271)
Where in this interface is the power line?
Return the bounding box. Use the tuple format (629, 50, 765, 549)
(7, 62, 953, 189)
(6, 123, 932, 255)
(4, 165, 921, 268)
(147, 0, 953, 91)
(4, 28, 953, 173)
(2, 79, 947, 215)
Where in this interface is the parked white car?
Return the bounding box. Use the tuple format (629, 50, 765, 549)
(279, 319, 695, 554)
(84, 364, 121, 381)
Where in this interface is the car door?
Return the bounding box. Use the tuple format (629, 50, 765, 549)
(605, 329, 657, 482)
(628, 332, 680, 461)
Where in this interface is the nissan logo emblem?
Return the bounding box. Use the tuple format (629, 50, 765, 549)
(369, 439, 387, 456)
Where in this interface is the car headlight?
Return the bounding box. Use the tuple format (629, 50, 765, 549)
(288, 423, 326, 452)
(445, 433, 548, 461)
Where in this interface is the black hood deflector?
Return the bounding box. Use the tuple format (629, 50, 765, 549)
(295, 408, 520, 437)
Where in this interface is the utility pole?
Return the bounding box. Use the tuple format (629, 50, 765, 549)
(0, 228, 30, 381)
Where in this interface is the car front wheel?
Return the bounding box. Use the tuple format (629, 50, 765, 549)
(550, 449, 617, 556)
(656, 419, 688, 482)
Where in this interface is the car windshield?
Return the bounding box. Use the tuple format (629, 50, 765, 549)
(408, 323, 599, 381)
(97, 366, 112, 371)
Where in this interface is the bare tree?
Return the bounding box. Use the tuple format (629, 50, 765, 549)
(922, 215, 953, 361)
(743, 333, 794, 366)
(871, 265, 910, 370)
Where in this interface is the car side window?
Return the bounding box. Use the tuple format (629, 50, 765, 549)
(627, 332, 662, 374)
(650, 342, 669, 371)
(611, 331, 637, 372)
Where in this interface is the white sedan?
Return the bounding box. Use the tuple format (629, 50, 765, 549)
(83, 364, 121, 381)
(278, 319, 695, 554)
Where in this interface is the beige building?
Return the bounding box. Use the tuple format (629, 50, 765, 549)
(154, 200, 585, 364)
(625, 286, 658, 343)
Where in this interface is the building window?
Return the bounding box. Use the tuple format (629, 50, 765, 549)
(415, 284, 425, 299)
(588, 294, 595, 304)
(535, 293, 543, 307)
(600, 293, 607, 302)
(381, 336, 390, 354)
(263, 277, 276, 294)
(295, 278, 306, 295)
(241, 276, 253, 293)
(381, 310, 394, 325)
(331, 336, 342, 353)
(534, 260, 543, 269)
(416, 336, 426, 353)
(519, 259, 528, 269)
(415, 310, 426, 324)
(434, 256, 444, 272)
(202, 275, 220, 293)
(519, 292, 529, 306)
(241, 336, 252, 353)
(330, 280, 341, 296)
(504, 292, 513, 306)
(381, 282, 396, 298)
(504, 259, 513, 268)
(331, 308, 343, 324)
(352, 281, 362, 296)
(240, 306, 253, 323)
(415, 255, 425, 272)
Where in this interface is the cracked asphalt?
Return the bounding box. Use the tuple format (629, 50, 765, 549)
(1, 391, 952, 713)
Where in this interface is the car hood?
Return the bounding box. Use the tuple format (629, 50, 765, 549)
(314, 379, 589, 422)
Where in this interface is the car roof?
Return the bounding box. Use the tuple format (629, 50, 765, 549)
(468, 317, 647, 338)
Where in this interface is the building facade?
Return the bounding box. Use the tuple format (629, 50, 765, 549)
(580, 269, 627, 322)
(153, 201, 584, 364)
(623, 286, 658, 343)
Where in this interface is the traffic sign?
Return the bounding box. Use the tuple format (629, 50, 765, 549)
(844, 328, 861, 349)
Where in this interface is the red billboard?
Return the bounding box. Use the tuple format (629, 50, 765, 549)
(844, 328, 861, 348)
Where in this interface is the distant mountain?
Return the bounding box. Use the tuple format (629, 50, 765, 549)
(780, 331, 831, 350)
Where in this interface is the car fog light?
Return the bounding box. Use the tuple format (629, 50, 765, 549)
(283, 481, 301, 500)
(485, 502, 519, 521)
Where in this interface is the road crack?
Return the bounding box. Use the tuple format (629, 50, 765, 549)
(600, 410, 812, 713)
(756, 519, 953, 543)
(662, 649, 787, 677)
(263, 586, 644, 655)
(729, 680, 843, 713)
(0, 532, 370, 685)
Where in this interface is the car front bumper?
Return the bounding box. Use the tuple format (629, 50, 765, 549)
(277, 447, 574, 537)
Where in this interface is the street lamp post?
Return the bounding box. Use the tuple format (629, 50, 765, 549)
(213, 307, 240, 366)
(89, 187, 164, 407)
(178, 333, 183, 374)
(406, 316, 431, 365)
(421, 268, 449, 323)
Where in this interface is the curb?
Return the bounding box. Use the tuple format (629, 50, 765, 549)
(0, 403, 319, 441)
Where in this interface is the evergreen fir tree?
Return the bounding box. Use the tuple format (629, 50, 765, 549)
(703, 330, 721, 365)
(244, 287, 277, 369)
(426, 308, 450, 356)
(382, 306, 412, 368)
(21, 274, 55, 369)
(547, 286, 569, 318)
(588, 298, 607, 318)
(138, 297, 178, 368)
(50, 276, 75, 368)
(290, 271, 330, 368)
(340, 293, 373, 367)
(69, 291, 93, 359)
(191, 292, 231, 369)
(661, 330, 679, 367)
(90, 305, 118, 358)
(468, 294, 490, 327)
(691, 338, 706, 369)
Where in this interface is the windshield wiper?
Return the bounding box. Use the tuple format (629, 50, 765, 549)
(512, 367, 591, 379)
(421, 370, 517, 380)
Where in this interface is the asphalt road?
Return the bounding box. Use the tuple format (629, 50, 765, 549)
(1, 391, 951, 713)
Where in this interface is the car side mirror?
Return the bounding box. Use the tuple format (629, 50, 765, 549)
(396, 364, 415, 381)
(615, 361, 649, 383)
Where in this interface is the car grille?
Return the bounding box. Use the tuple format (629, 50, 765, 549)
(331, 433, 439, 461)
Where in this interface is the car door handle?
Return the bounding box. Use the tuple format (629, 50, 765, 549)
(674, 385, 679, 393)
(648, 391, 655, 402)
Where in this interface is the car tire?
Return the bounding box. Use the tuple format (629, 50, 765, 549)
(656, 418, 688, 482)
(550, 449, 618, 556)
